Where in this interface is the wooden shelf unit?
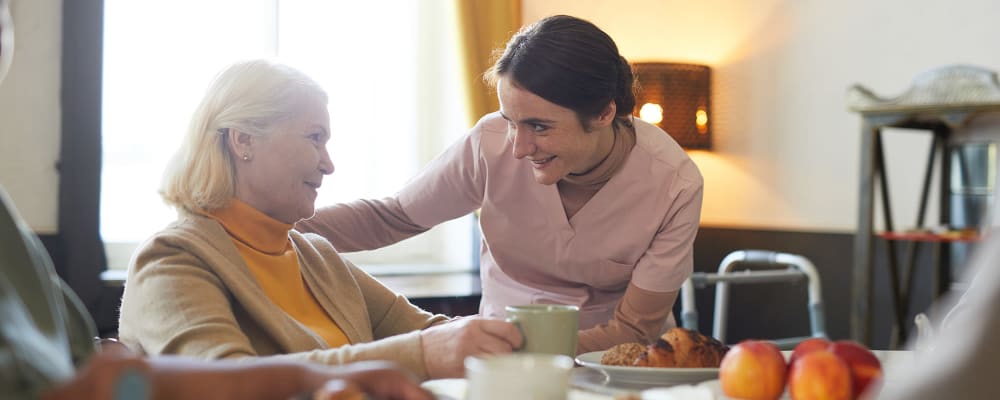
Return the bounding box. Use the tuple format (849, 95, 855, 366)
(848, 65, 1000, 348)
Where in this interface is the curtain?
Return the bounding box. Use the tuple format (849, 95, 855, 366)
(454, 0, 521, 127)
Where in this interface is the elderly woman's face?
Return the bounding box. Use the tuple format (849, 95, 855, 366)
(237, 98, 333, 223)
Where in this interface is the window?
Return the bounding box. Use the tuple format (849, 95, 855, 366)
(101, 0, 473, 271)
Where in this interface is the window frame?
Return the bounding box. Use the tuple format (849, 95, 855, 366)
(96, 2, 477, 274)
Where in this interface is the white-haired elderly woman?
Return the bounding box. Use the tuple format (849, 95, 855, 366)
(118, 59, 522, 380)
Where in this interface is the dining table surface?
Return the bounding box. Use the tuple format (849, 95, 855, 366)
(422, 350, 916, 400)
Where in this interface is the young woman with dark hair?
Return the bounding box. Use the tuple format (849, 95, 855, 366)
(300, 15, 703, 353)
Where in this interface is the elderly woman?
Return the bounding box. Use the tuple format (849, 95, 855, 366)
(118, 59, 521, 380)
(0, 25, 429, 397)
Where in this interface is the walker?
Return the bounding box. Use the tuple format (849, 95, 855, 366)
(680, 250, 828, 349)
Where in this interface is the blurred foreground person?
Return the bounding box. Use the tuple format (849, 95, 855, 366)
(0, 184, 430, 400)
(877, 225, 1000, 400)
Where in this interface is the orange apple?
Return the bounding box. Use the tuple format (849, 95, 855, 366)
(789, 337, 832, 369)
(788, 350, 853, 400)
(828, 340, 882, 399)
(719, 340, 787, 400)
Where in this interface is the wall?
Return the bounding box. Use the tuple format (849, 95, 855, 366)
(0, 0, 60, 233)
(5, 1, 1000, 234)
(523, 0, 1000, 232)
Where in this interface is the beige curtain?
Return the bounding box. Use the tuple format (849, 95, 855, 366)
(454, 0, 522, 127)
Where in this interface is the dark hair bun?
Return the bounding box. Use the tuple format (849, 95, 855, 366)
(487, 15, 635, 122)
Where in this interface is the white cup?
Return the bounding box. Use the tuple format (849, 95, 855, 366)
(465, 353, 574, 400)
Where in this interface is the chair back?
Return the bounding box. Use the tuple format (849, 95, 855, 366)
(0, 186, 97, 398)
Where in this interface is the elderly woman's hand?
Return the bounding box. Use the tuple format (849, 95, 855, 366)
(419, 317, 523, 378)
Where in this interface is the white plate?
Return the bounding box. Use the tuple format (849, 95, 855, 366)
(575, 351, 719, 389)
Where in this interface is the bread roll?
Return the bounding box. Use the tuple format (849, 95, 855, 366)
(634, 327, 729, 368)
(600, 342, 647, 366)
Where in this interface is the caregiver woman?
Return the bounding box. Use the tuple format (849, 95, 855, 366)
(298, 15, 703, 353)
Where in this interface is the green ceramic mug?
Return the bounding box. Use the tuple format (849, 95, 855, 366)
(505, 304, 579, 357)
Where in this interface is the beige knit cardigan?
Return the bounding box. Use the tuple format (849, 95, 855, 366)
(118, 212, 449, 379)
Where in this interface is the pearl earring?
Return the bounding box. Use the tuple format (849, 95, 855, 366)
(242, 152, 250, 161)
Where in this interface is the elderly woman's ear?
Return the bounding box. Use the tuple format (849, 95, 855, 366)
(226, 129, 255, 162)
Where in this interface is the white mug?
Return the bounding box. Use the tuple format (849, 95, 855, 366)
(465, 353, 574, 400)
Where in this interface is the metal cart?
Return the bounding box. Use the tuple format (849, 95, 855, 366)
(680, 250, 828, 349)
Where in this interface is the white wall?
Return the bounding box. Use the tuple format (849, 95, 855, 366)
(524, 0, 1000, 232)
(0, 0, 60, 233)
(4, 0, 1000, 234)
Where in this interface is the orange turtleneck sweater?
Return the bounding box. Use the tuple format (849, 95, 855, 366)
(206, 199, 350, 348)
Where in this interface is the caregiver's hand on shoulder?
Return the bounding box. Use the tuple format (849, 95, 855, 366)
(420, 317, 523, 378)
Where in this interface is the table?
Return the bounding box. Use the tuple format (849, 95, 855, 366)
(846, 65, 1000, 347)
(423, 351, 914, 399)
(101, 265, 481, 298)
(102, 267, 483, 321)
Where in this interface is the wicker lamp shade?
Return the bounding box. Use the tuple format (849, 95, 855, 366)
(632, 62, 711, 149)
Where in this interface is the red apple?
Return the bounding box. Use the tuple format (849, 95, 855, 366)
(788, 350, 853, 400)
(789, 337, 832, 369)
(828, 340, 882, 399)
(719, 340, 787, 400)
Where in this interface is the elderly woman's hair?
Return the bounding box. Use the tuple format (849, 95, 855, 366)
(485, 15, 636, 129)
(160, 59, 328, 213)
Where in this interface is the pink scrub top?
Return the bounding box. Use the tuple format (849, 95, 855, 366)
(393, 113, 703, 328)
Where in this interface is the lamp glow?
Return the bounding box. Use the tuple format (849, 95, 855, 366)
(696, 108, 708, 134)
(639, 103, 664, 124)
